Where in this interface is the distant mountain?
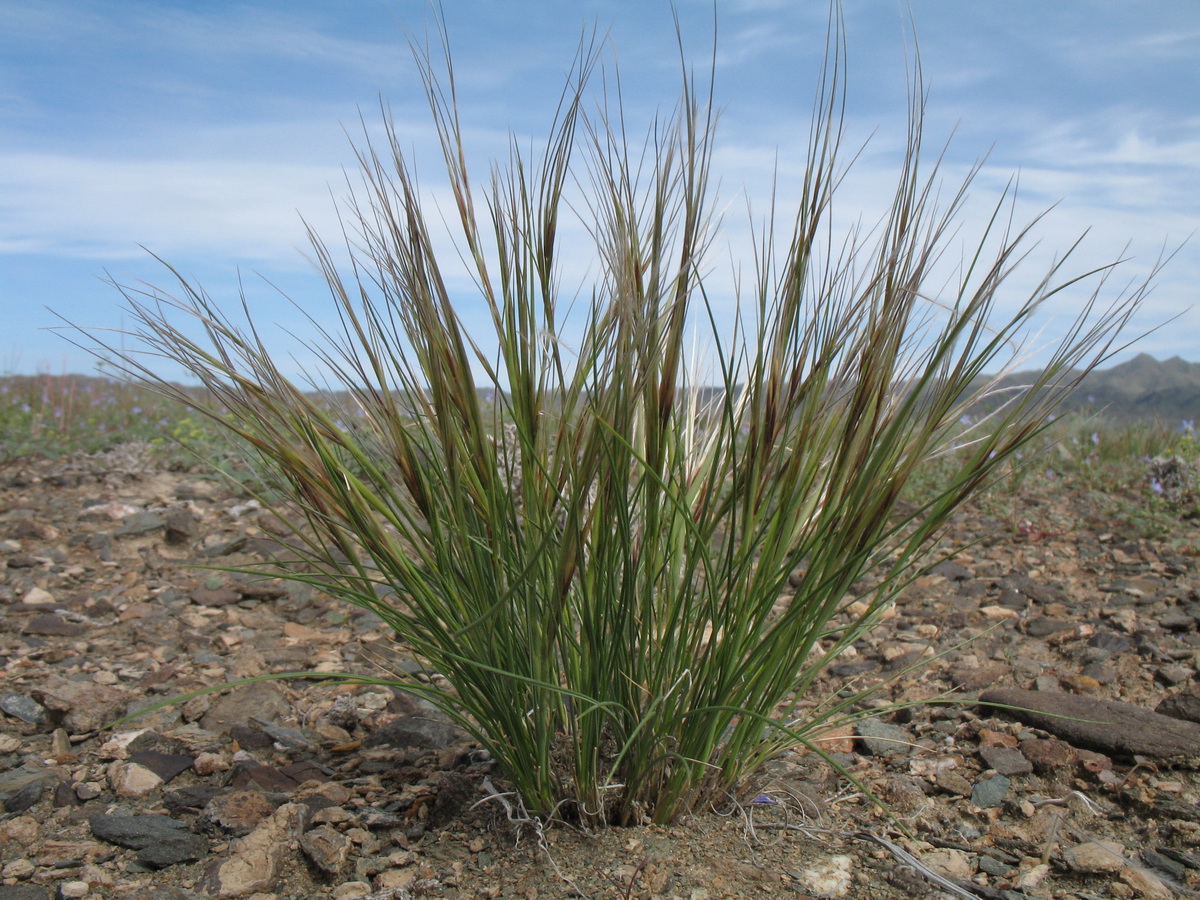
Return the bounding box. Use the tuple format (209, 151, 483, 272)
(988, 353, 1200, 425)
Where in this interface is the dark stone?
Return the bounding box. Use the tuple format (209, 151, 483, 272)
(971, 774, 1010, 808)
(228, 762, 304, 793)
(188, 585, 241, 607)
(364, 714, 469, 751)
(1158, 610, 1195, 632)
(1, 692, 48, 725)
(931, 560, 972, 581)
(54, 780, 81, 808)
(128, 750, 194, 784)
(979, 745, 1033, 777)
(829, 659, 881, 678)
(22, 614, 85, 637)
(228, 723, 275, 752)
(981, 688, 1200, 765)
(163, 784, 223, 814)
(0, 768, 56, 813)
(163, 508, 199, 545)
(0, 886, 53, 900)
(428, 772, 477, 828)
(1141, 848, 1188, 882)
(856, 718, 912, 757)
(1158, 687, 1200, 724)
(1025, 618, 1072, 638)
(1089, 632, 1131, 654)
(89, 813, 209, 868)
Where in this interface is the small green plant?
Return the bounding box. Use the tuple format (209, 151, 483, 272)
(80, 14, 1158, 826)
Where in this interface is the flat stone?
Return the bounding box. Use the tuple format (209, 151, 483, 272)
(129, 749, 194, 783)
(947, 663, 1010, 692)
(363, 714, 469, 750)
(1157, 686, 1200, 724)
(199, 683, 289, 736)
(981, 688, 1200, 765)
(114, 511, 166, 537)
(1025, 617, 1072, 637)
(1065, 839, 1127, 874)
(0, 768, 55, 814)
(970, 774, 1010, 808)
(89, 813, 210, 868)
(979, 745, 1033, 776)
(31, 675, 130, 733)
(199, 790, 280, 836)
(22, 614, 85, 637)
(855, 718, 912, 757)
(0, 692, 48, 726)
(0, 886, 53, 900)
(300, 824, 352, 876)
(108, 761, 164, 797)
(1020, 738, 1078, 776)
(199, 802, 307, 898)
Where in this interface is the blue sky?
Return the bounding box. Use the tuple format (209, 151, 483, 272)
(1, 1, 1197, 381)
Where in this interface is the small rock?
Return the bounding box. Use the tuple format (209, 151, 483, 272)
(300, 825, 353, 876)
(0, 769, 56, 814)
(107, 761, 164, 797)
(363, 714, 469, 750)
(971, 774, 1010, 808)
(934, 770, 973, 797)
(114, 511, 166, 537)
(923, 848, 974, 880)
(200, 802, 307, 898)
(57, 882, 89, 899)
(199, 791, 280, 836)
(1065, 840, 1127, 874)
(200, 683, 290, 736)
(22, 614, 85, 637)
(128, 749, 194, 783)
(89, 813, 209, 868)
(855, 719, 912, 757)
(330, 885, 372, 900)
(1121, 864, 1176, 900)
(0, 887, 53, 900)
(945, 667, 1012, 696)
(1158, 687, 1200, 724)
(979, 745, 1033, 777)
(1089, 632, 1131, 654)
(1026, 617, 1072, 637)
(798, 855, 853, 899)
(0, 692, 48, 726)
(1020, 738, 1078, 775)
(32, 675, 130, 733)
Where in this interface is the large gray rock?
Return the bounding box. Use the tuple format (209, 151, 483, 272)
(980, 689, 1200, 765)
(90, 813, 210, 868)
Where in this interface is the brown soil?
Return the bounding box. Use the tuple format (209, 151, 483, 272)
(2, 445, 1200, 899)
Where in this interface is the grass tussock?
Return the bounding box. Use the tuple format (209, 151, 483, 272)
(76, 12, 1164, 826)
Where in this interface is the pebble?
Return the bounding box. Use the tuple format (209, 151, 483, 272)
(199, 802, 307, 898)
(1064, 839, 1127, 874)
(970, 774, 1010, 808)
(979, 744, 1033, 776)
(854, 718, 912, 757)
(0, 693, 48, 726)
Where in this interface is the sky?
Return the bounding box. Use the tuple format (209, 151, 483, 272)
(1, 0, 1197, 383)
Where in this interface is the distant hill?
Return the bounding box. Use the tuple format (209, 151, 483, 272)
(987, 353, 1200, 425)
